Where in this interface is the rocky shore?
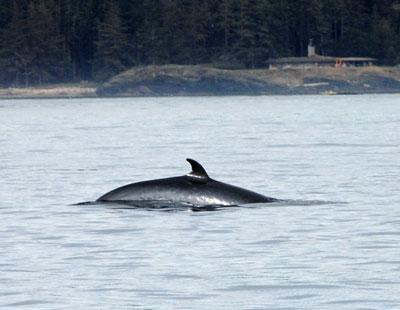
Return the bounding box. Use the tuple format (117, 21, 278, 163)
(2, 65, 400, 99)
(97, 65, 400, 97)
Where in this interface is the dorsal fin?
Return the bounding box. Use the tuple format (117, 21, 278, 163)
(186, 158, 209, 182)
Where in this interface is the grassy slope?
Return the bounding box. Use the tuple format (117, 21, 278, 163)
(98, 65, 400, 96)
(1, 66, 400, 98)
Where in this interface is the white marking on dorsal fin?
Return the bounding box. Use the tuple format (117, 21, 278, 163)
(186, 158, 209, 183)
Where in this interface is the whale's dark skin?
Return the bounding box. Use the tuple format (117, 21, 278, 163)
(97, 159, 278, 206)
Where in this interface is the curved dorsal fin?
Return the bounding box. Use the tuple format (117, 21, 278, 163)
(186, 158, 209, 182)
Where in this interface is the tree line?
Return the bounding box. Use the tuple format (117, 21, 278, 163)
(0, 0, 399, 86)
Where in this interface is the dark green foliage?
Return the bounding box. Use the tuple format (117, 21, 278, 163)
(0, 0, 63, 86)
(0, 0, 399, 86)
(93, 0, 134, 81)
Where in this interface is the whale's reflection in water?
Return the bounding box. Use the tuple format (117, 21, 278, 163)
(76, 199, 344, 212)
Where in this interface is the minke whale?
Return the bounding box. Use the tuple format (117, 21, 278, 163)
(97, 159, 278, 207)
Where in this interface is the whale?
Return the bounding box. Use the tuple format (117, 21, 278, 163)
(97, 159, 278, 207)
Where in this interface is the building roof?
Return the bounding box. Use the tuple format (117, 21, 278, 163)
(267, 55, 377, 64)
(339, 57, 377, 62)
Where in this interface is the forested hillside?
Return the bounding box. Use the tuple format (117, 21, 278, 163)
(0, 0, 399, 87)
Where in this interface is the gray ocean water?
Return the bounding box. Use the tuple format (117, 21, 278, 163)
(1, 95, 399, 309)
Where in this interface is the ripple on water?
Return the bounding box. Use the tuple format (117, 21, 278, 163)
(1, 95, 400, 309)
(3, 300, 55, 307)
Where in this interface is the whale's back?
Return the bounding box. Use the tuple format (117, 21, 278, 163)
(97, 175, 276, 206)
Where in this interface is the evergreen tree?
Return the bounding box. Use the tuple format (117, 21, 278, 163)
(0, 0, 12, 28)
(234, 0, 273, 68)
(369, 2, 400, 63)
(336, 0, 371, 56)
(25, 0, 64, 84)
(60, 0, 98, 81)
(284, 0, 323, 56)
(135, 0, 166, 65)
(207, 0, 243, 66)
(1, 0, 400, 86)
(0, 0, 63, 86)
(0, 0, 37, 86)
(93, 0, 133, 80)
(158, 0, 210, 64)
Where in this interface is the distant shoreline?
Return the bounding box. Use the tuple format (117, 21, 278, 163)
(1, 65, 400, 99)
(0, 84, 97, 100)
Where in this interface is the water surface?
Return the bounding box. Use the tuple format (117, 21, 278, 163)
(1, 95, 399, 309)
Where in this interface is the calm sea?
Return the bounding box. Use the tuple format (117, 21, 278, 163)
(1, 95, 399, 309)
